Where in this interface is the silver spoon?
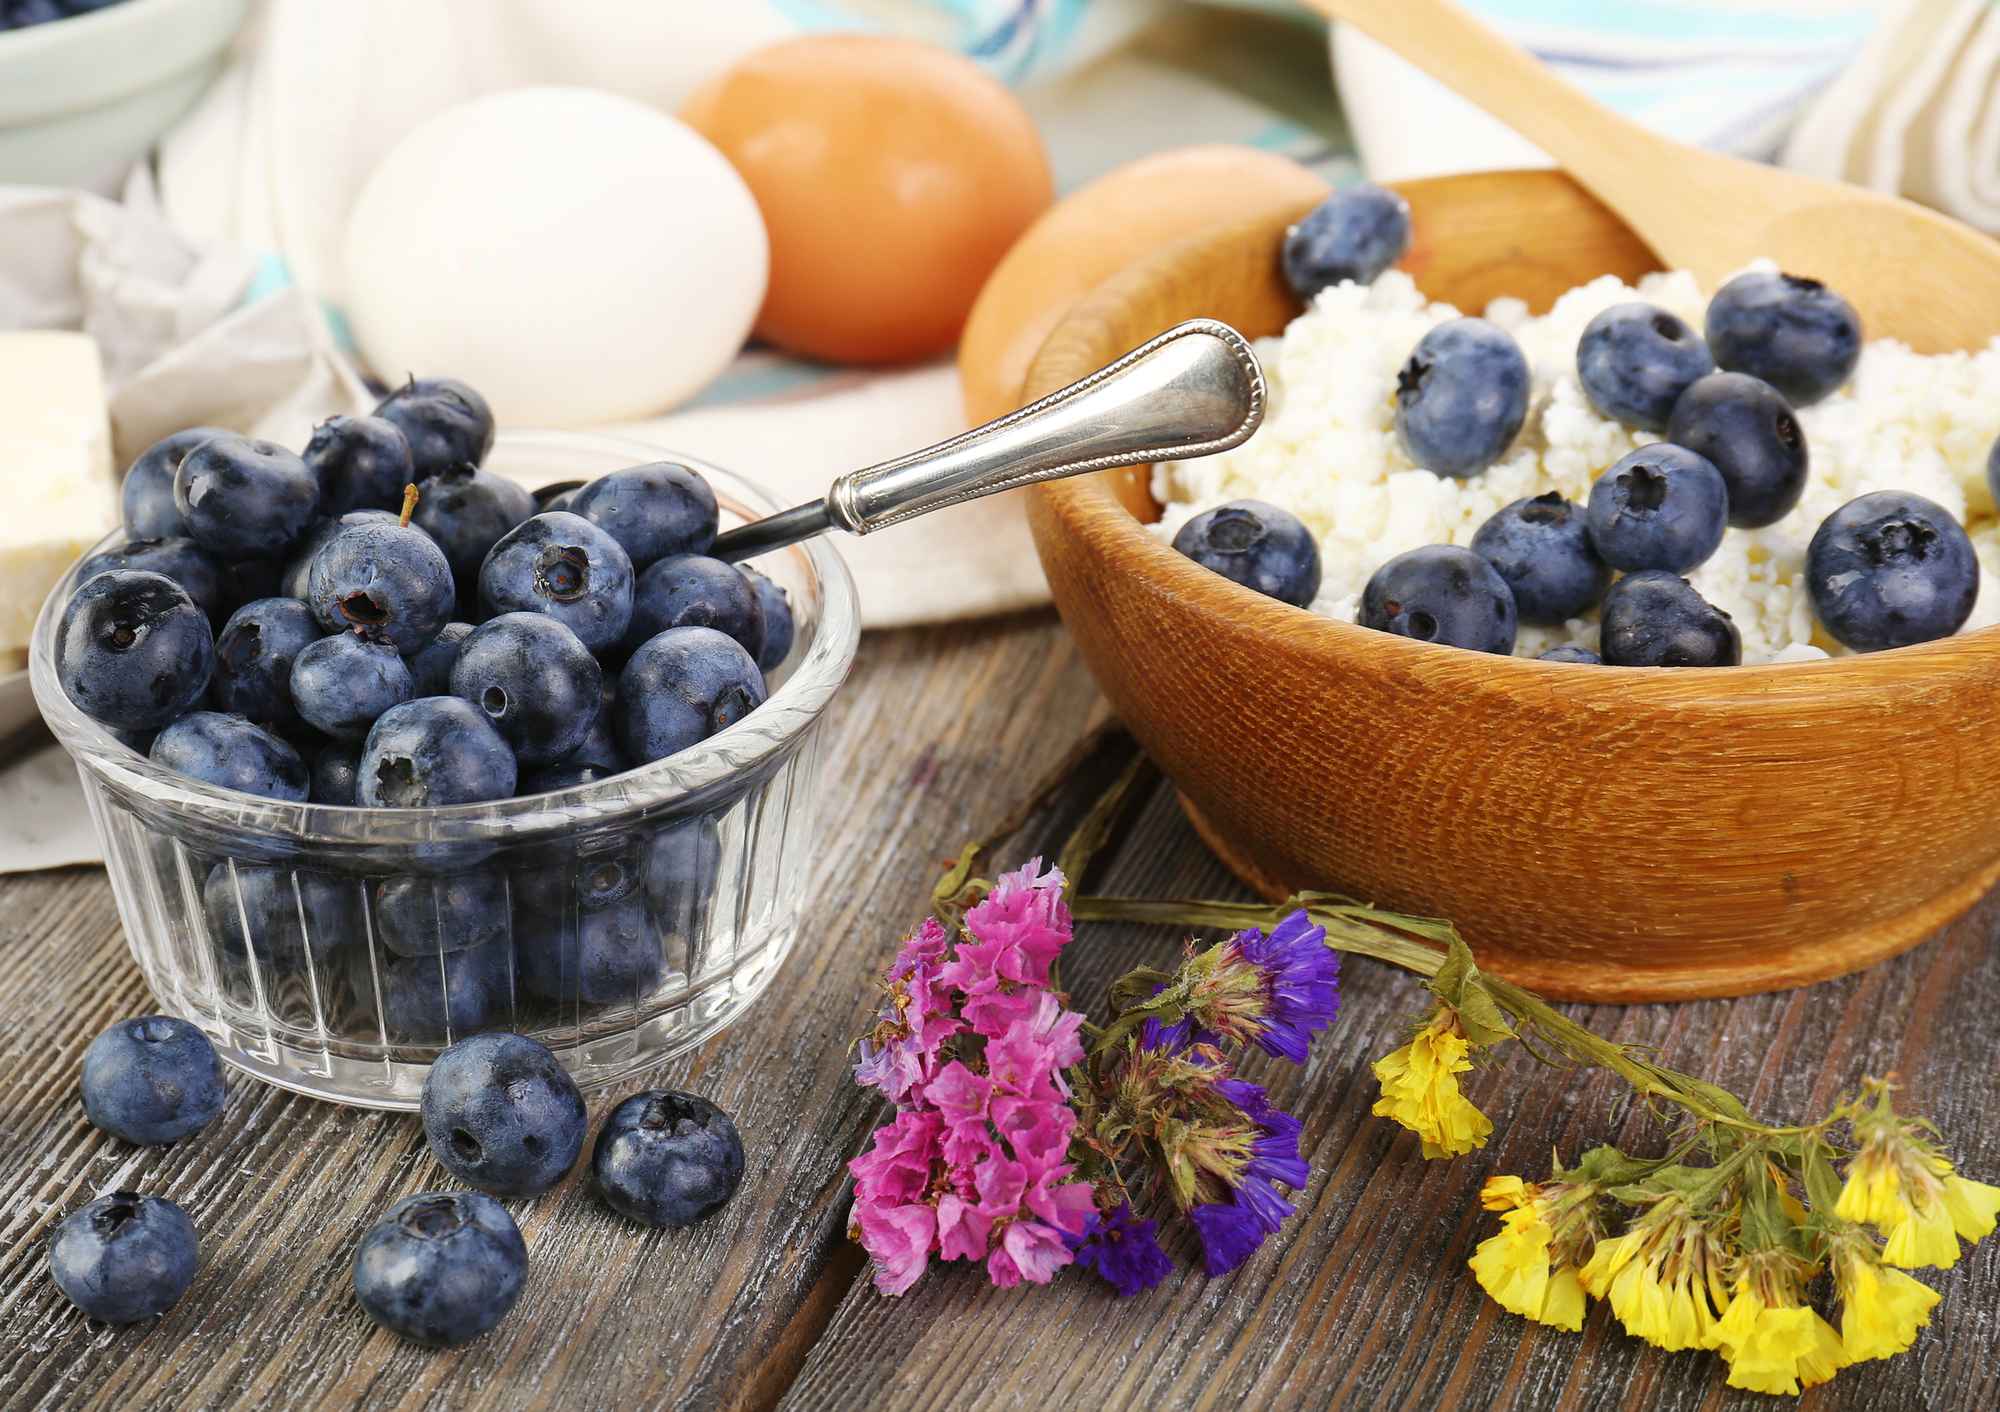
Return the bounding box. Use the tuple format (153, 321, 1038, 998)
(709, 320, 1266, 562)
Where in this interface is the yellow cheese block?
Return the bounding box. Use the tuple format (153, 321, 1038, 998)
(0, 332, 114, 655)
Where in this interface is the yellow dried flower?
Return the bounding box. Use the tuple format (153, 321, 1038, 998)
(1709, 1250, 1847, 1396)
(1831, 1236, 1939, 1363)
(1575, 1196, 1730, 1352)
(1836, 1091, 2000, 1269)
(1371, 1006, 1492, 1160)
(1467, 1174, 1596, 1331)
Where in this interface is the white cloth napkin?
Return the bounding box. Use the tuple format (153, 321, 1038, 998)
(1784, 0, 2000, 234)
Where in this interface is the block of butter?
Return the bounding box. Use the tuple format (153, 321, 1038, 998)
(0, 332, 115, 657)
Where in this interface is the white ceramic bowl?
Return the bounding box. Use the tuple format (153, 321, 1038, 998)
(0, 0, 249, 191)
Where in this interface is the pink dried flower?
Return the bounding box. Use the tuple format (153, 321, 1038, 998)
(987, 1220, 1074, 1287)
(854, 1202, 936, 1296)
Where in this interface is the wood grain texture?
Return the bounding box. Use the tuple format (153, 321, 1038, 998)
(1300, 0, 2000, 354)
(4, 616, 1998, 1412)
(1024, 168, 2000, 1002)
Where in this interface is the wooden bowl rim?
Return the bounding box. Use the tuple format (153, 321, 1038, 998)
(1027, 169, 2000, 710)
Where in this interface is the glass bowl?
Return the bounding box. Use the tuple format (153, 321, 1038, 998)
(29, 432, 859, 1109)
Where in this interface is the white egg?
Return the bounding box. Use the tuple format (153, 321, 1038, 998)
(342, 86, 767, 427)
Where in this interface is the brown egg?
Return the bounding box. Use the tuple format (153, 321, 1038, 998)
(958, 145, 1330, 425)
(683, 35, 1052, 366)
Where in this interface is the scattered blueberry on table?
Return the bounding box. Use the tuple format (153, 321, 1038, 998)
(1280, 182, 1412, 302)
(49, 1192, 198, 1325)
(593, 1090, 746, 1228)
(421, 1032, 587, 1198)
(351, 1192, 526, 1347)
(80, 1016, 224, 1146)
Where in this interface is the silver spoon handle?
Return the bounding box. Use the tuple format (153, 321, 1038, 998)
(711, 319, 1265, 561)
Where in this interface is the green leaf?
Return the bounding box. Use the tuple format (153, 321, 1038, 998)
(1108, 966, 1176, 1013)
(1802, 1138, 1846, 1214)
(1427, 934, 1515, 1047)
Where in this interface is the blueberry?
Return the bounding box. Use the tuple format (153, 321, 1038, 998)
(1705, 270, 1860, 407)
(1536, 645, 1602, 665)
(358, 696, 517, 806)
(569, 461, 719, 569)
(478, 511, 635, 653)
(1805, 491, 1978, 651)
(592, 1090, 745, 1228)
(1171, 499, 1321, 607)
(1469, 493, 1609, 624)
(378, 937, 515, 1043)
(1584, 445, 1729, 574)
(49, 1192, 198, 1324)
(351, 1191, 525, 1346)
(290, 632, 412, 739)
(76, 538, 226, 623)
(408, 620, 474, 697)
(449, 613, 602, 766)
(310, 742, 361, 804)
(616, 627, 767, 764)
(209, 597, 321, 732)
(516, 896, 664, 1005)
(533, 479, 584, 512)
(1358, 545, 1516, 653)
(1394, 318, 1530, 478)
(1576, 302, 1714, 432)
(173, 433, 319, 557)
(1599, 571, 1741, 667)
(553, 676, 623, 774)
(644, 816, 720, 934)
(740, 567, 794, 672)
(302, 415, 414, 515)
(218, 557, 290, 623)
(1990, 433, 2000, 510)
(306, 520, 454, 651)
(1280, 183, 1412, 301)
(373, 377, 496, 480)
(151, 711, 308, 801)
(280, 510, 401, 599)
(1667, 372, 1809, 529)
(408, 463, 536, 605)
(121, 427, 226, 538)
(80, 1015, 224, 1145)
(628, 554, 765, 655)
(56, 570, 214, 731)
(516, 840, 645, 916)
(421, 1031, 587, 1197)
(202, 862, 356, 973)
(374, 869, 511, 957)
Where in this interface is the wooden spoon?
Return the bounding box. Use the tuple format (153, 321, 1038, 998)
(1307, 0, 2000, 352)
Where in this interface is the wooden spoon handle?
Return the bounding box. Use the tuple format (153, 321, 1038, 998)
(1305, 0, 1689, 251)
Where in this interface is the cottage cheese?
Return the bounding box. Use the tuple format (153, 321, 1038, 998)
(1153, 266, 2000, 663)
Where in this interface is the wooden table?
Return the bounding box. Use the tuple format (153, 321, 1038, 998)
(1, 612, 1995, 1411)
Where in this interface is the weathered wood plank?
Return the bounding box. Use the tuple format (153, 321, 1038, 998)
(3, 611, 1998, 1412)
(782, 782, 2000, 1412)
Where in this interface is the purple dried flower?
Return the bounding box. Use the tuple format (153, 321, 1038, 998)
(1234, 910, 1340, 1063)
(1069, 1201, 1174, 1297)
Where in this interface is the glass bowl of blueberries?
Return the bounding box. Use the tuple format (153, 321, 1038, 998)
(29, 378, 859, 1109)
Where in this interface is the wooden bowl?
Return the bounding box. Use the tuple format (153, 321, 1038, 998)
(1024, 168, 2000, 1002)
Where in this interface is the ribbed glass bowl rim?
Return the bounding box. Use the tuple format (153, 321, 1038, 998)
(28, 431, 861, 846)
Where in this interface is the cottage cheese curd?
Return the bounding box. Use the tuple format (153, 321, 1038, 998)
(1153, 266, 2000, 663)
